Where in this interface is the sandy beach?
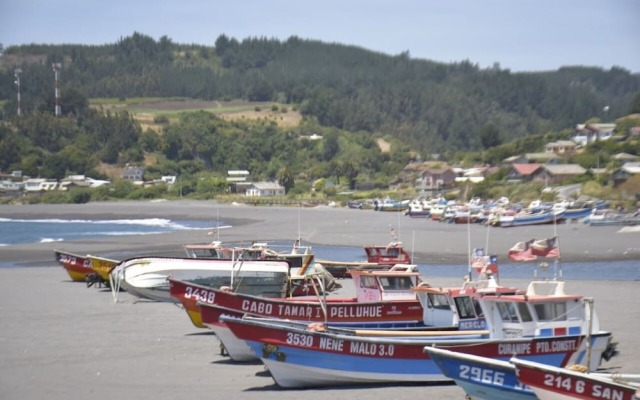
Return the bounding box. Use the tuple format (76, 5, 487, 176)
(1, 200, 639, 399)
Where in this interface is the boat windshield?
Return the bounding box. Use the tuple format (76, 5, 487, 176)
(533, 302, 567, 321)
(379, 276, 414, 291)
(359, 275, 378, 289)
(427, 292, 451, 310)
(497, 302, 520, 323)
(454, 296, 480, 319)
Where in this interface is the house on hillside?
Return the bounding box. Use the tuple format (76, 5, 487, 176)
(612, 162, 640, 187)
(226, 170, 249, 183)
(506, 163, 543, 183)
(455, 166, 491, 183)
(0, 180, 23, 192)
(59, 175, 111, 191)
(226, 170, 251, 194)
(531, 164, 587, 185)
(414, 163, 456, 191)
(503, 153, 561, 165)
(572, 123, 615, 146)
(122, 165, 145, 183)
(612, 153, 640, 164)
(23, 178, 58, 192)
(245, 181, 285, 197)
(545, 140, 577, 155)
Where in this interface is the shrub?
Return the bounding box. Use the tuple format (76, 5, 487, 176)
(154, 115, 169, 124)
(69, 189, 92, 204)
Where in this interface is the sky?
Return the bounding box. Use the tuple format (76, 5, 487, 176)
(1, 0, 639, 73)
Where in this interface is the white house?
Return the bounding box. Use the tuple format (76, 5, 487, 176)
(161, 175, 176, 185)
(226, 170, 250, 183)
(245, 181, 285, 197)
(572, 123, 615, 147)
(23, 178, 58, 191)
(0, 180, 23, 191)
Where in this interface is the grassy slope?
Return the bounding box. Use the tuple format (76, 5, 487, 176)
(90, 97, 303, 128)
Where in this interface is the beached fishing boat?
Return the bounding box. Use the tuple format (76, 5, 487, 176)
(54, 249, 94, 282)
(495, 209, 565, 227)
(182, 241, 339, 295)
(424, 346, 536, 400)
(404, 198, 431, 218)
(87, 254, 119, 283)
(183, 240, 269, 259)
(374, 198, 410, 212)
(429, 203, 447, 221)
(586, 209, 640, 226)
(109, 257, 292, 303)
(220, 278, 616, 388)
(318, 241, 412, 278)
(196, 266, 501, 362)
(193, 266, 457, 361)
(512, 358, 639, 400)
(170, 265, 432, 331)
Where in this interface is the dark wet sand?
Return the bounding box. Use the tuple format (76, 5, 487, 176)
(2, 200, 640, 266)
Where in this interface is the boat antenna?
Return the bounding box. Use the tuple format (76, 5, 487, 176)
(585, 297, 594, 371)
(484, 219, 491, 254)
(411, 230, 415, 264)
(298, 203, 302, 245)
(553, 208, 561, 280)
(466, 210, 472, 281)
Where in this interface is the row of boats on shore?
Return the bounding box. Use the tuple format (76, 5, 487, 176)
(351, 196, 640, 227)
(54, 239, 639, 399)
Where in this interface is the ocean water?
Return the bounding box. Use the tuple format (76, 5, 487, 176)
(0, 217, 220, 246)
(1, 218, 639, 281)
(306, 243, 640, 281)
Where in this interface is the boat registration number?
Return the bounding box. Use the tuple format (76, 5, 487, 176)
(543, 374, 628, 399)
(184, 286, 216, 304)
(285, 333, 396, 356)
(460, 365, 505, 385)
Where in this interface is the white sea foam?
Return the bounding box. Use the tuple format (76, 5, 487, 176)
(0, 217, 213, 230)
(0, 217, 220, 246)
(1, 217, 172, 225)
(40, 238, 64, 243)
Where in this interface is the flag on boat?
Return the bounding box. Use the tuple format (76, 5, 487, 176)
(508, 239, 537, 261)
(530, 236, 560, 258)
(471, 248, 499, 276)
(471, 248, 485, 270)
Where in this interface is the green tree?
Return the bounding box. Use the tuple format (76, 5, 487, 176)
(40, 153, 68, 179)
(277, 166, 295, 193)
(342, 161, 358, 190)
(629, 92, 640, 114)
(479, 124, 503, 149)
(328, 160, 343, 184)
(323, 132, 339, 161)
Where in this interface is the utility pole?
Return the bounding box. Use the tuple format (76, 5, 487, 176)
(14, 68, 22, 116)
(52, 63, 62, 116)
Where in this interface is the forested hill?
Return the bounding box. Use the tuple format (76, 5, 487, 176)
(1, 32, 640, 154)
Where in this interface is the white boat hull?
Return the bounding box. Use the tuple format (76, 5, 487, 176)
(111, 257, 290, 302)
(205, 322, 256, 362)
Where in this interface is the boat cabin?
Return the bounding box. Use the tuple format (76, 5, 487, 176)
(183, 241, 271, 260)
(415, 279, 596, 339)
(363, 242, 411, 265)
(349, 265, 421, 303)
(183, 241, 338, 294)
